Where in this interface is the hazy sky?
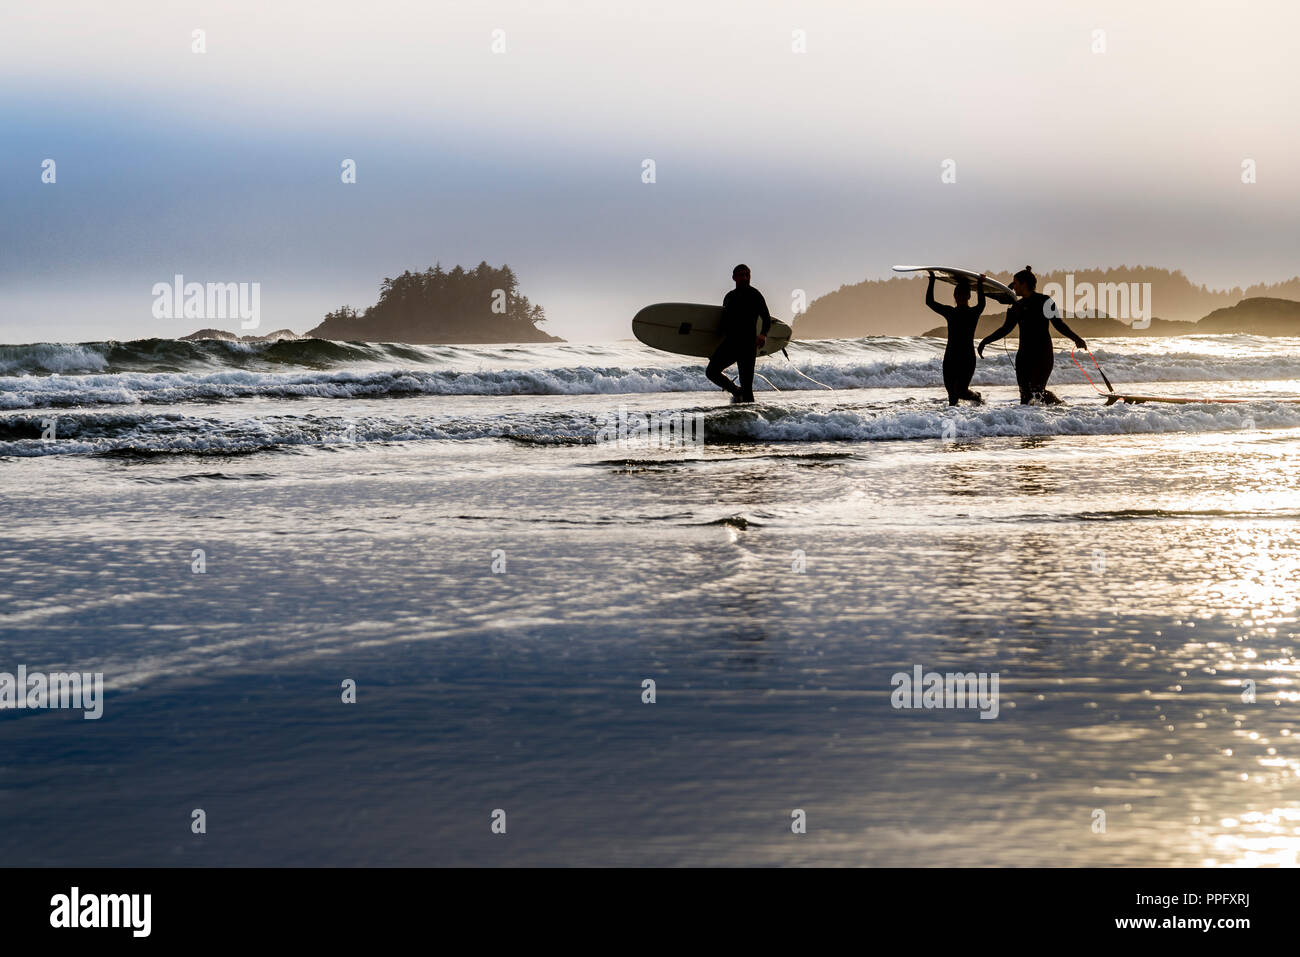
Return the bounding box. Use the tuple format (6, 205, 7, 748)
(3, 0, 1297, 342)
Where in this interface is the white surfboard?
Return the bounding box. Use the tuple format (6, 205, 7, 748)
(892, 265, 1017, 305)
(632, 303, 794, 358)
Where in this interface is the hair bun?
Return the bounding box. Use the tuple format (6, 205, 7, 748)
(1024, 265, 1033, 272)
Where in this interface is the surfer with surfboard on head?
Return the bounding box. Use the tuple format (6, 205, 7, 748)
(978, 266, 1086, 405)
(925, 271, 986, 405)
(705, 264, 771, 404)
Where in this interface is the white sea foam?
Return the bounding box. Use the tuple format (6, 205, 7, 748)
(0, 334, 1299, 404)
(3, 348, 1300, 409)
(3, 396, 1297, 458)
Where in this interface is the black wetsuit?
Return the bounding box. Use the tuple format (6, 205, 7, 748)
(926, 277, 985, 405)
(706, 284, 772, 400)
(980, 292, 1083, 404)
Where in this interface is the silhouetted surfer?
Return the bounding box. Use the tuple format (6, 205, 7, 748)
(707, 264, 771, 404)
(925, 272, 985, 405)
(978, 266, 1085, 404)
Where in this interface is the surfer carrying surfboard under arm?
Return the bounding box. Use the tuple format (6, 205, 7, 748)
(706, 263, 771, 404)
(978, 266, 1086, 405)
(925, 271, 986, 405)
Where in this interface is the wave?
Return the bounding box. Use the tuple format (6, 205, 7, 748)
(698, 399, 1295, 442)
(0, 337, 429, 376)
(0, 366, 729, 409)
(1, 334, 1300, 408)
(3, 398, 1297, 458)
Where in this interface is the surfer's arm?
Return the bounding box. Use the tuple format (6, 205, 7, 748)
(924, 278, 953, 319)
(756, 291, 772, 336)
(1049, 308, 1086, 348)
(975, 276, 986, 314)
(978, 315, 1016, 356)
(924, 275, 940, 313)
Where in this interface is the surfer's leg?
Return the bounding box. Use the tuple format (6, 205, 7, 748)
(1017, 348, 1055, 404)
(1014, 352, 1033, 404)
(706, 342, 741, 396)
(945, 349, 977, 405)
(959, 354, 981, 403)
(1031, 352, 1056, 403)
(735, 349, 756, 402)
(942, 351, 960, 405)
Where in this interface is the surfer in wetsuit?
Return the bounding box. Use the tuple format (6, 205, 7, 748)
(978, 266, 1086, 405)
(925, 272, 986, 405)
(706, 263, 771, 404)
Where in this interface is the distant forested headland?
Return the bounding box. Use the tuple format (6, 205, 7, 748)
(307, 262, 562, 344)
(799, 266, 1300, 338)
(922, 297, 1300, 340)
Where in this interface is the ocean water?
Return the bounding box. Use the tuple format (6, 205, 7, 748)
(2, 333, 1298, 866)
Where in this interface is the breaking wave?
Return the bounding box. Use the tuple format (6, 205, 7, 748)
(2, 333, 1299, 408)
(3, 398, 1297, 458)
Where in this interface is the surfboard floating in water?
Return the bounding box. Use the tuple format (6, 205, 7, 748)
(892, 265, 1017, 305)
(1104, 393, 1300, 405)
(632, 303, 794, 358)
